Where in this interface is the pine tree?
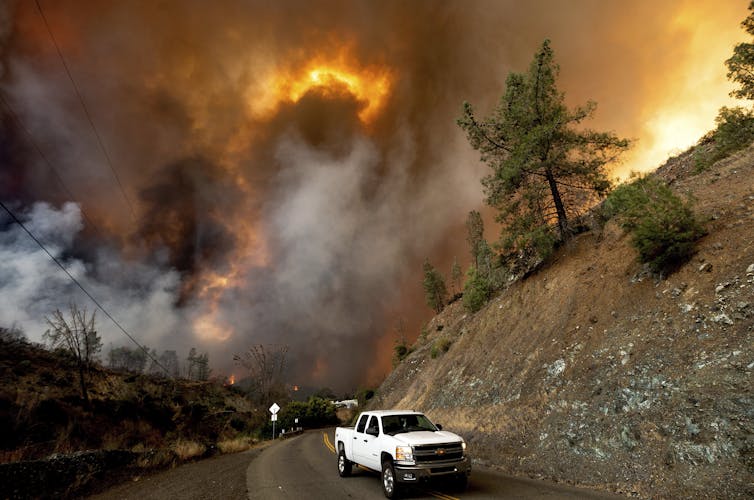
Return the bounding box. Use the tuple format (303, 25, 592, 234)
(422, 259, 448, 314)
(465, 210, 485, 269)
(726, 2, 754, 100)
(458, 40, 629, 258)
(187, 347, 197, 379)
(450, 256, 463, 295)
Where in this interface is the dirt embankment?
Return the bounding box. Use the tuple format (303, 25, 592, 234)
(0, 338, 265, 498)
(371, 145, 754, 499)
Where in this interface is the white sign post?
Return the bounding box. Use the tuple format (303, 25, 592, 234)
(269, 403, 280, 439)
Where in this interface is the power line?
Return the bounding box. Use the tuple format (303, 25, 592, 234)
(0, 92, 106, 240)
(0, 199, 171, 377)
(33, 0, 138, 222)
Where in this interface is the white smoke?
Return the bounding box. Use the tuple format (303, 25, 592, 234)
(0, 202, 186, 356)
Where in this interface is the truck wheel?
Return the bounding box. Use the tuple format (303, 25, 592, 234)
(337, 447, 352, 477)
(381, 460, 400, 498)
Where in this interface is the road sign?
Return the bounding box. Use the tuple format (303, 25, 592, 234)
(271, 414, 278, 421)
(269, 403, 280, 414)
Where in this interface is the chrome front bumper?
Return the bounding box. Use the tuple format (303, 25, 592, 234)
(394, 456, 471, 482)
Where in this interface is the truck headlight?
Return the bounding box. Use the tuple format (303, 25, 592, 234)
(396, 445, 414, 462)
(461, 441, 467, 455)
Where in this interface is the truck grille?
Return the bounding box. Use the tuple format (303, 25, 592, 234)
(413, 443, 464, 464)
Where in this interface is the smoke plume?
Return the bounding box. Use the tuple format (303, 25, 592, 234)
(0, 0, 747, 390)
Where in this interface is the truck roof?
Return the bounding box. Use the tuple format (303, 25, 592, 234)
(360, 410, 423, 416)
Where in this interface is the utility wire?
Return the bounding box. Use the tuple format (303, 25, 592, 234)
(0, 199, 171, 377)
(0, 92, 106, 240)
(34, 0, 138, 222)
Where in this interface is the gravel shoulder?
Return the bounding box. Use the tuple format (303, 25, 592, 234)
(88, 444, 270, 500)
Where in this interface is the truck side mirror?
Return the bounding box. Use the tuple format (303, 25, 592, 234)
(436, 424, 443, 430)
(366, 426, 379, 437)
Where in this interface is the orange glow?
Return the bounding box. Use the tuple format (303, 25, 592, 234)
(311, 356, 329, 382)
(194, 310, 231, 342)
(229, 374, 235, 385)
(614, 2, 747, 179)
(246, 52, 393, 124)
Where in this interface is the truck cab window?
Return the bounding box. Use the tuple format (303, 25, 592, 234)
(366, 416, 380, 436)
(356, 414, 368, 433)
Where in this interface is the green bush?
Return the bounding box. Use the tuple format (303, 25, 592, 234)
(392, 341, 412, 367)
(430, 338, 453, 359)
(694, 106, 754, 171)
(604, 175, 706, 275)
(275, 397, 338, 431)
(463, 266, 491, 312)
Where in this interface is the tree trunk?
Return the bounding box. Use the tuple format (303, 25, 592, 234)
(545, 168, 568, 239)
(77, 362, 89, 405)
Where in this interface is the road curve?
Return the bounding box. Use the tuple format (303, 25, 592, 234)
(247, 429, 624, 499)
(90, 429, 623, 499)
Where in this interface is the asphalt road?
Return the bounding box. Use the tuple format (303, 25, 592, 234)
(92, 429, 624, 499)
(248, 430, 623, 500)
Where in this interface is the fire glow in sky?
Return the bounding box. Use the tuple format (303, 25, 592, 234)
(0, 0, 747, 390)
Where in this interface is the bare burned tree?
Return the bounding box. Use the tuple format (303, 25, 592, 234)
(234, 344, 288, 403)
(44, 304, 102, 404)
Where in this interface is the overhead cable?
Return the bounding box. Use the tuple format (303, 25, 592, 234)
(34, 0, 138, 222)
(0, 199, 171, 377)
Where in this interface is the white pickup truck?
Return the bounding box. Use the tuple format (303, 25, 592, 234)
(334, 410, 470, 498)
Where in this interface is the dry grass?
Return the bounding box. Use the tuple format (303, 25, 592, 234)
(136, 448, 177, 468)
(171, 439, 205, 460)
(217, 436, 255, 454)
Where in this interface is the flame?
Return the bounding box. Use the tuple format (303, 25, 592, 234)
(246, 52, 393, 124)
(229, 374, 235, 385)
(615, 2, 747, 179)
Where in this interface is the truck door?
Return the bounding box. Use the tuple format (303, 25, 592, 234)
(352, 413, 370, 465)
(357, 415, 382, 471)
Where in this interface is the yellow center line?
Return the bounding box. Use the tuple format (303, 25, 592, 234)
(322, 432, 336, 454)
(426, 491, 460, 500)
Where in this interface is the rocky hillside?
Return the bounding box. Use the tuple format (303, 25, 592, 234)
(370, 143, 754, 499)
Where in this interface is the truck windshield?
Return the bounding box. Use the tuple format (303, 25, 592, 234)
(381, 414, 437, 436)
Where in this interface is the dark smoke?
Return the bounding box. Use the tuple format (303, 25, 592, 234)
(0, 0, 745, 390)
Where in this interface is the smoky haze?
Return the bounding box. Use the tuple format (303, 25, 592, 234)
(0, 0, 745, 390)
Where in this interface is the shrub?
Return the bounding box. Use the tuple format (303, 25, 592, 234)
(218, 436, 254, 454)
(694, 106, 754, 171)
(604, 175, 706, 274)
(430, 338, 453, 359)
(463, 266, 491, 312)
(275, 397, 338, 432)
(393, 342, 410, 366)
(171, 439, 205, 460)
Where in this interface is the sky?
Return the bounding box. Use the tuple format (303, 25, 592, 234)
(0, 0, 748, 391)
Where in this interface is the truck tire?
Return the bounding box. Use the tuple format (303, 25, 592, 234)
(381, 460, 400, 498)
(337, 446, 352, 477)
(454, 473, 468, 491)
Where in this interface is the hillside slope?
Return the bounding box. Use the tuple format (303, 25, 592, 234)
(371, 144, 754, 498)
(0, 339, 264, 497)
